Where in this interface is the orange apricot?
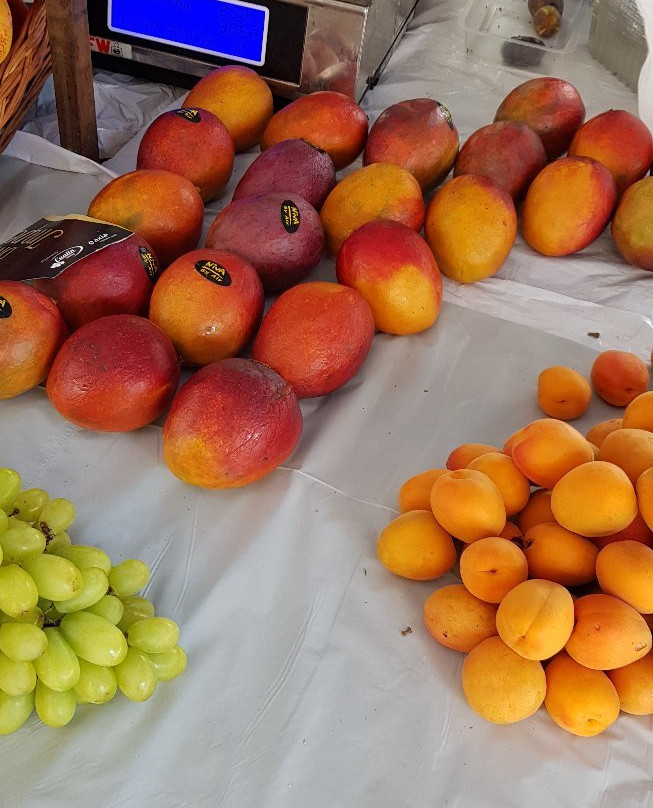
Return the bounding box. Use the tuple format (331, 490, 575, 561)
(597, 428, 653, 484)
(565, 593, 652, 670)
(461, 635, 546, 724)
(623, 391, 653, 432)
(536, 365, 591, 420)
(496, 578, 574, 660)
(637, 467, 653, 531)
(499, 521, 523, 540)
(585, 418, 623, 448)
(423, 584, 498, 653)
(592, 510, 653, 548)
(551, 460, 638, 537)
(590, 350, 649, 407)
(509, 418, 594, 488)
(544, 651, 620, 737)
(459, 536, 528, 603)
(523, 522, 598, 587)
(376, 510, 457, 581)
(430, 469, 506, 544)
(595, 540, 653, 613)
(467, 451, 531, 516)
(607, 651, 653, 714)
(516, 488, 554, 533)
(398, 468, 448, 513)
(445, 442, 500, 470)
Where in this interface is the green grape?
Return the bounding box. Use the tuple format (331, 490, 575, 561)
(11, 488, 50, 522)
(44, 531, 71, 555)
(35, 680, 76, 727)
(0, 606, 44, 627)
(147, 645, 187, 682)
(55, 544, 111, 575)
(54, 568, 109, 614)
(0, 509, 8, 535)
(0, 651, 36, 696)
(74, 658, 117, 705)
(0, 689, 33, 735)
(127, 617, 179, 654)
(115, 647, 157, 702)
(32, 627, 80, 691)
(0, 622, 48, 661)
(0, 542, 3, 566)
(0, 564, 39, 617)
(21, 554, 83, 601)
(0, 523, 46, 563)
(117, 595, 155, 632)
(108, 559, 151, 598)
(0, 468, 21, 513)
(59, 612, 128, 667)
(84, 594, 124, 625)
(38, 498, 76, 538)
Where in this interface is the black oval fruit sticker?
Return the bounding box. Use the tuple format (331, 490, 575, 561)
(175, 108, 202, 123)
(195, 260, 231, 286)
(0, 296, 12, 318)
(281, 201, 300, 233)
(138, 246, 159, 281)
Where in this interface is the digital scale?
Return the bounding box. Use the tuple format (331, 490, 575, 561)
(88, 0, 418, 103)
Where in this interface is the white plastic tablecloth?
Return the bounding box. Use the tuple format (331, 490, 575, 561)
(1, 2, 653, 806)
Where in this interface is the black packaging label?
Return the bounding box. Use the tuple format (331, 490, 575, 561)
(0, 215, 133, 282)
(175, 108, 202, 123)
(281, 201, 300, 233)
(195, 260, 231, 286)
(0, 296, 12, 318)
(139, 246, 159, 281)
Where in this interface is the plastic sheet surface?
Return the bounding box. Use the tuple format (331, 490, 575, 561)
(1, 2, 653, 806)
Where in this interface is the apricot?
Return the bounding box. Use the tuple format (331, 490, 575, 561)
(494, 77, 585, 160)
(260, 90, 368, 170)
(496, 578, 574, 660)
(459, 536, 528, 604)
(184, 65, 273, 152)
(363, 98, 459, 190)
(607, 651, 653, 714)
(596, 540, 653, 613)
(423, 584, 498, 653)
(398, 468, 448, 513)
(544, 651, 620, 737)
(251, 281, 375, 398)
(335, 220, 442, 335)
(499, 521, 523, 540)
(467, 452, 531, 516)
(611, 176, 653, 271)
(430, 469, 506, 543)
(590, 350, 649, 407)
(592, 511, 653, 549)
(536, 365, 591, 420)
(637, 467, 653, 531)
(0, 281, 67, 400)
(623, 391, 653, 432)
(522, 522, 598, 587)
(508, 418, 594, 489)
(461, 635, 546, 724)
(567, 109, 653, 198)
(423, 174, 517, 284)
(565, 593, 651, 670)
(162, 358, 302, 489)
(585, 418, 623, 448)
(551, 461, 638, 538)
(454, 120, 546, 200)
(516, 488, 554, 534)
(521, 157, 617, 257)
(598, 428, 653, 484)
(445, 443, 500, 470)
(87, 169, 204, 268)
(376, 510, 457, 581)
(321, 163, 425, 255)
(148, 248, 264, 366)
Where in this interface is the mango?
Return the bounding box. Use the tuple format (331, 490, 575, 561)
(611, 176, 653, 271)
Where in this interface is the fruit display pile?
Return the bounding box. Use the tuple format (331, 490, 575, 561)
(0, 468, 186, 735)
(377, 350, 653, 736)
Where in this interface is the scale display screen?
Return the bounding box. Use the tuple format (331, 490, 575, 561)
(108, 0, 270, 66)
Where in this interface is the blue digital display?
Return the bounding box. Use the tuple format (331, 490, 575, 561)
(108, 0, 269, 66)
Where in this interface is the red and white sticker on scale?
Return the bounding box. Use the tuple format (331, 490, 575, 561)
(89, 36, 133, 59)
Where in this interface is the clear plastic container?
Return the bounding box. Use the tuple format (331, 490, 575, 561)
(588, 0, 647, 92)
(461, 0, 591, 74)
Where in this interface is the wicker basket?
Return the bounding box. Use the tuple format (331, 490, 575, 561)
(0, 0, 52, 154)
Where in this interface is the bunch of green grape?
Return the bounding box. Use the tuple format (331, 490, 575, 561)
(0, 467, 187, 735)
